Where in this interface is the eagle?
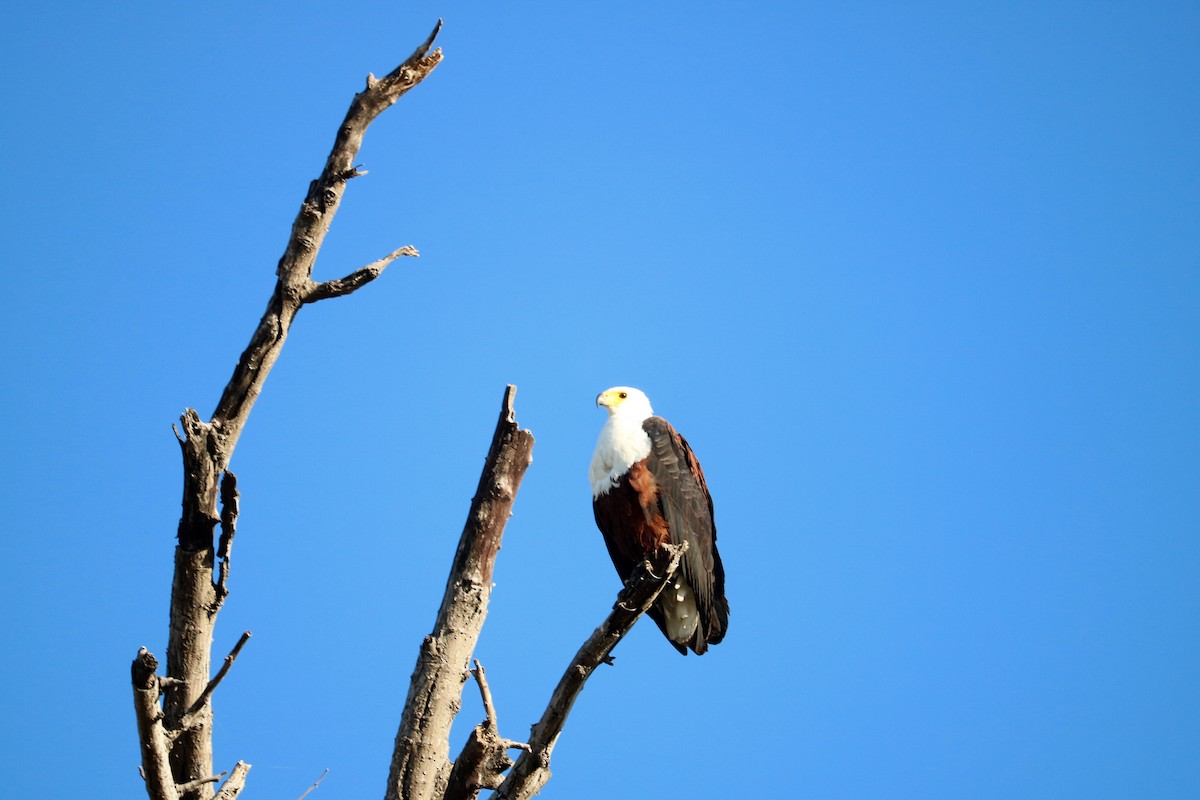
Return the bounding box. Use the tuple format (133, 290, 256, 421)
(589, 387, 728, 655)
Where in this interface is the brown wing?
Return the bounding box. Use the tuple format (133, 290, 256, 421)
(593, 464, 690, 653)
(642, 416, 729, 652)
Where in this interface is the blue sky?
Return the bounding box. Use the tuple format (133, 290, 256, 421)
(2, 2, 1198, 798)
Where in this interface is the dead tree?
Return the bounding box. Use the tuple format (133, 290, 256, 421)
(131, 21, 687, 800)
(130, 22, 444, 799)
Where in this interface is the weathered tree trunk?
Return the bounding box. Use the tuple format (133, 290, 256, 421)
(385, 386, 535, 800)
(131, 22, 444, 800)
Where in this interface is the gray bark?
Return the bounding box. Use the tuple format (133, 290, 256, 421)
(385, 386, 536, 800)
(131, 21, 444, 800)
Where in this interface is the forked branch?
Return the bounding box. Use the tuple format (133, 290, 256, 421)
(491, 544, 689, 800)
(306, 246, 420, 303)
(210, 19, 445, 448)
(444, 662, 532, 800)
(136, 20, 444, 800)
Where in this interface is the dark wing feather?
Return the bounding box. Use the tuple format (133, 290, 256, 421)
(593, 460, 690, 656)
(641, 416, 729, 650)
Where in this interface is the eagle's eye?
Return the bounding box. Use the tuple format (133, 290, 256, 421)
(618, 391, 628, 399)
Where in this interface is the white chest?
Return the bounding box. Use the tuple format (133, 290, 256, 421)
(589, 416, 652, 498)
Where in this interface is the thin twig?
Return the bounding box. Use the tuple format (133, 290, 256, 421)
(177, 772, 227, 794)
(171, 631, 251, 735)
(471, 660, 499, 729)
(471, 662, 531, 755)
(333, 166, 367, 181)
(194, 631, 252, 711)
(305, 245, 420, 303)
(297, 768, 330, 800)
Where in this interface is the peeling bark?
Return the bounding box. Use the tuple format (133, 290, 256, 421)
(385, 386, 536, 800)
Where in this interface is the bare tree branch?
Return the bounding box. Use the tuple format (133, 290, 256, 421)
(470, 661, 531, 755)
(297, 768, 329, 800)
(385, 385, 536, 800)
(305, 245, 420, 303)
(177, 773, 227, 794)
(132, 649, 180, 800)
(444, 661, 532, 800)
(209, 19, 444, 448)
(196, 630, 252, 710)
(472, 661, 500, 733)
(168, 631, 253, 739)
(492, 544, 689, 800)
(138, 20, 444, 800)
(212, 762, 251, 800)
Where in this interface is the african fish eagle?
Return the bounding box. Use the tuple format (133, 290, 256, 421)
(589, 387, 728, 655)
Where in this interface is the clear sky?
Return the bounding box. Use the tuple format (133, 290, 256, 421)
(2, 2, 1198, 798)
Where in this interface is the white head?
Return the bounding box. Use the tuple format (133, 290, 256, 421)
(595, 386, 654, 420)
(589, 386, 655, 497)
